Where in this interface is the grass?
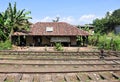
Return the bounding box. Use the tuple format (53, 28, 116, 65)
(0, 40, 12, 50)
(5, 80, 14, 82)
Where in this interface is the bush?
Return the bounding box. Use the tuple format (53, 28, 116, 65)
(0, 40, 12, 50)
(54, 42, 63, 51)
(113, 36, 120, 50)
(89, 32, 120, 51)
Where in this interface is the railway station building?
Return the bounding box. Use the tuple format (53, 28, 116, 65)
(12, 22, 90, 47)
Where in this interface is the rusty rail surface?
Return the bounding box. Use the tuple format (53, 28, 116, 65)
(0, 58, 119, 60)
(0, 62, 119, 66)
(0, 50, 120, 57)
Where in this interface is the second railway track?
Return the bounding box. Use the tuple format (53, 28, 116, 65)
(0, 51, 120, 82)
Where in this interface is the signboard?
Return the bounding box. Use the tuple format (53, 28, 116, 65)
(50, 37, 70, 42)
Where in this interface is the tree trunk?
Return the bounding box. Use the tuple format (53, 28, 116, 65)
(8, 28, 14, 41)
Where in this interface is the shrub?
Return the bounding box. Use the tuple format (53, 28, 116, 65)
(113, 36, 120, 50)
(54, 42, 63, 51)
(0, 40, 12, 50)
(89, 32, 120, 51)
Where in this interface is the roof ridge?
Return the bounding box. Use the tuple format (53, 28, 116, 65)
(34, 22, 68, 24)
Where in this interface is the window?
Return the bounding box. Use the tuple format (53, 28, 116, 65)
(46, 27, 53, 32)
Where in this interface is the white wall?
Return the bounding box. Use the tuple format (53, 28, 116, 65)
(115, 25, 120, 34)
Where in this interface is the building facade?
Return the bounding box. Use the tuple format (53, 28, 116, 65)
(12, 22, 90, 47)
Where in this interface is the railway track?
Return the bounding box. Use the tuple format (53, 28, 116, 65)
(0, 72, 120, 82)
(0, 50, 120, 56)
(0, 59, 119, 73)
(0, 51, 119, 82)
(0, 57, 119, 60)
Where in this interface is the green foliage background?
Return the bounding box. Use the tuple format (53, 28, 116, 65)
(0, 40, 12, 50)
(89, 33, 120, 50)
(93, 9, 120, 34)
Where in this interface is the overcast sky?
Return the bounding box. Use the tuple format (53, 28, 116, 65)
(0, 0, 120, 25)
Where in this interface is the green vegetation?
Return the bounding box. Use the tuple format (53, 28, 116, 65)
(89, 9, 120, 51)
(54, 42, 63, 51)
(5, 80, 14, 82)
(0, 2, 31, 50)
(88, 33, 120, 50)
(93, 9, 120, 34)
(0, 40, 12, 50)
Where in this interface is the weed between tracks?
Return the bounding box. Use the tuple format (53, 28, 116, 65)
(73, 66, 79, 68)
(5, 80, 14, 82)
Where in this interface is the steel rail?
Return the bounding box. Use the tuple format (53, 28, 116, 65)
(0, 70, 119, 73)
(0, 63, 119, 66)
(0, 51, 119, 56)
(0, 58, 119, 61)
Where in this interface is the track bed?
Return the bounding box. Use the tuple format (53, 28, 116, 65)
(0, 51, 119, 82)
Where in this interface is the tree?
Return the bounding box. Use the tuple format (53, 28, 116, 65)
(7, 2, 32, 38)
(93, 18, 109, 34)
(0, 11, 10, 41)
(112, 9, 120, 18)
(93, 9, 120, 34)
(110, 9, 120, 25)
(52, 17, 60, 22)
(0, 2, 32, 41)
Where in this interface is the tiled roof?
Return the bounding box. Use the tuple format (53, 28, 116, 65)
(12, 31, 31, 36)
(29, 22, 90, 36)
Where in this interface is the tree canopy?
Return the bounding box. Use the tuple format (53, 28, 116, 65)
(0, 2, 32, 41)
(93, 9, 120, 34)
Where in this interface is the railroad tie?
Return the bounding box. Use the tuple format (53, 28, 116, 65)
(76, 73, 89, 82)
(14, 74, 22, 82)
(33, 75, 42, 82)
(28, 74, 34, 82)
(112, 60, 120, 64)
(0, 74, 7, 82)
(112, 73, 120, 80)
(97, 80, 120, 82)
(76, 75, 82, 82)
(64, 75, 71, 82)
(99, 72, 111, 80)
(51, 74, 56, 82)
(39, 75, 44, 82)
(88, 72, 100, 81)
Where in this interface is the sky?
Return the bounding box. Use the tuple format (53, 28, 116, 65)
(0, 0, 120, 25)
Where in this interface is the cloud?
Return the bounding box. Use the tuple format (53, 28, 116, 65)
(30, 14, 102, 25)
(60, 16, 75, 24)
(40, 16, 53, 22)
(39, 16, 75, 24)
(30, 16, 53, 24)
(109, 10, 113, 15)
(78, 14, 100, 24)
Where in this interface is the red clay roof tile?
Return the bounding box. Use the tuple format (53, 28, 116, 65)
(29, 22, 90, 36)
